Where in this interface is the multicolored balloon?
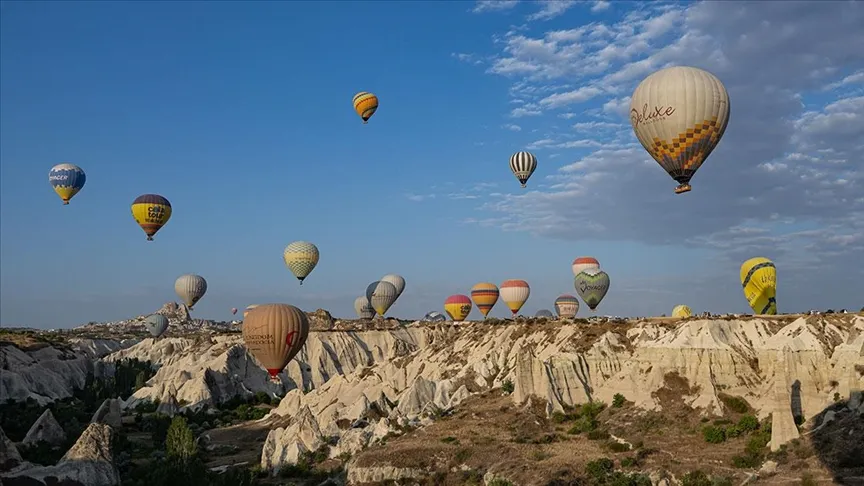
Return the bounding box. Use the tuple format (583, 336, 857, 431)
(672, 305, 692, 318)
(243, 305, 259, 319)
(353, 91, 379, 124)
(423, 311, 447, 323)
(144, 314, 169, 338)
(365, 280, 398, 317)
(572, 257, 600, 278)
(283, 241, 319, 285)
(554, 294, 580, 318)
(574, 268, 610, 311)
(242, 303, 310, 379)
(231, 308, 238, 315)
(470, 282, 499, 318)
(48, 163, 86, 205)
(444, 294, 473, 321)
(509, 151, 537, 188)
(630, 66, 731, 194)
(174, 274, 207, 309)
(740, 257, 777, 315)
(500, 279, 530, 316)
(535, 309, 554, 318)
(354, 296, 375, 319)
(131, 194, 172, 241)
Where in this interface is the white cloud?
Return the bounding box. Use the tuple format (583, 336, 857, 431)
(434, 0, 864, 310)
(591, 1, 610, 13)
(472, 0, 519, 13)
(502, 123, 523, 131)
(451, 52, 485, 65)
(405, 193, 436, 202)
(528, 0, 578, 21)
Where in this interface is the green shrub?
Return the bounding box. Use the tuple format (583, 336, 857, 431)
(612, 393, 626, 408)
(502, 380, 515, 394)
(718, 394, 750, 413)
(681, 470, 711, 486)
(702, 425, 726, 444)
(587, 429, 610, 441)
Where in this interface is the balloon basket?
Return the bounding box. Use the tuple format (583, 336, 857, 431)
(674, 184, 692, 194)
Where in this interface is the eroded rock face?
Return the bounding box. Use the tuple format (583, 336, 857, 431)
(90, 399, 122, 429)
(22, 410, 66, 446)
(1, 423, 119, 486)
(0, 426, 23, 471)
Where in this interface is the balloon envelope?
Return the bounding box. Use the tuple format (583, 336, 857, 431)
(500, 279, 530, 316)
(174, 274, 207, 309)
(422, 311, 447, 323)
(629, 66, 731, 194)
(283, 241, 320, 284)
(574, 269, 610, 311)
(354, 296, 375, 319)
(366, 281, 398, 317)
(444, 294, 472, 321)
(131, 194, 172, 241)
(672, 305, 693, 318)
(243, 305, 259, 319)
(353, 92, 379, 123)
(470, 283, 499, 318)
(572, 257, 600, 278)
(380, 274, 406, 298)
(49, 163, 86, 205)
(740, 257, 777, 315)
(231, 308, 238, 315)
(509, 151, 537, 188)
(554, 295, 580, 318)
(535, 309, 554, 318)
(242, 303, 310, 378)
(144, 314, 169, 338)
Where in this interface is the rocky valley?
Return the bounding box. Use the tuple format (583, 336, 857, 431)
(1, 311, 862, 485)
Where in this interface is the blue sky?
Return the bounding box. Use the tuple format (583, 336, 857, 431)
(1, 1, 862, 328)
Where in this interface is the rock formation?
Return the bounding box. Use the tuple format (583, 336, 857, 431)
(22, 409, 66, 446)
(1, 423, 120, 485)
(90, 398, 123, 429)
(0, 426, 23, 471)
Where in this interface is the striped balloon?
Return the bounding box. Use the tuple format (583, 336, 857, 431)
(572, 257, 600, 278)
(500, 279, 530, 316)
(365, 280, 398, 317)
(352, 91, 379, 124)
(574, 268, 610, 311)
(444, 294, 472, 321)
(242, 303, 310, 378)
(554, 294, 580, 318)
(131, 194, 172, 241)
(174, 274, 207, 309)
(144, 314, 169, 338)
(509, 151, 537, 188)
(470, 282, 499, 318)
(354, 296, 375, 319)
(283, 241, 320, 285)
(48, 163, 86, 205)
(740, 257, 777, 315)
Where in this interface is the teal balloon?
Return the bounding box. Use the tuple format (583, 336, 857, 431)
(144, 314, 169, 338)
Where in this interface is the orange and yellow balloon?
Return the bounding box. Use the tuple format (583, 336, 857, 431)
(131, 194, 172, 241)
(470, 283, 499, 318)
(444, 294, 472, 321)
(500, 279, 530, 316)
(352, 91, 379, 124)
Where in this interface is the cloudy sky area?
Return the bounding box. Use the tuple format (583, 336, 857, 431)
(0, 0, 861, 327)
(430, 0, 863, 315)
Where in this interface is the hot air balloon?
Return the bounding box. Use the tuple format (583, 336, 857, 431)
(354, 296, 376, 319)
(174, 274, 207, 309)
(231, 307, 238, 315)
(144, 314, 169, 338)
(554, 294, 580, 318)
(423, 311, 447, 323)
(740, 257, 777, 315)
(672, 305, 692, 318)
(509, 151, 537, 188)
(574, 268, 610, 311)
(572, 257, 600, 278)
(470, 282, 499, 318)
(500, 279, 530, 316)
(353, 91, 379, 124)
(535, 309, 554, 318)
(131, 194, 172, 241)
(380, 274, 406, 299)
(48, 163, 86, 205)
(283, 241, 319, 285)
(444, 294, 472, 321)
(242, 303, 310, 379)
(243, 305, 259, 319)
(629, 66, 731, 194)
(365, 281, 398, 317)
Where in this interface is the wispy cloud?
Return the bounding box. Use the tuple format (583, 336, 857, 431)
(472, 0, 519, 13)
(502, 123, 522, 131)
(528, 0, 578, 21)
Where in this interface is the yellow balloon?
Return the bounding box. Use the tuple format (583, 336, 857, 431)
(672, 305, 692, 318)
(352, 92, 379, 124)
(740, 257, 777, 315)
(131, 194, 172, 241)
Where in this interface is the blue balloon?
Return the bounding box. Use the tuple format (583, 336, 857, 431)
(49, 163, 86, 205)
(144, 314, 169, 338)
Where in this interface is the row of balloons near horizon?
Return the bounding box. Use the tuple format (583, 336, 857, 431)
(141, 252, 777, 381)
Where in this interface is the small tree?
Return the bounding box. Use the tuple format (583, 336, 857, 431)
(134, 371, 146, 391)
(165, 416, 197, 464)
